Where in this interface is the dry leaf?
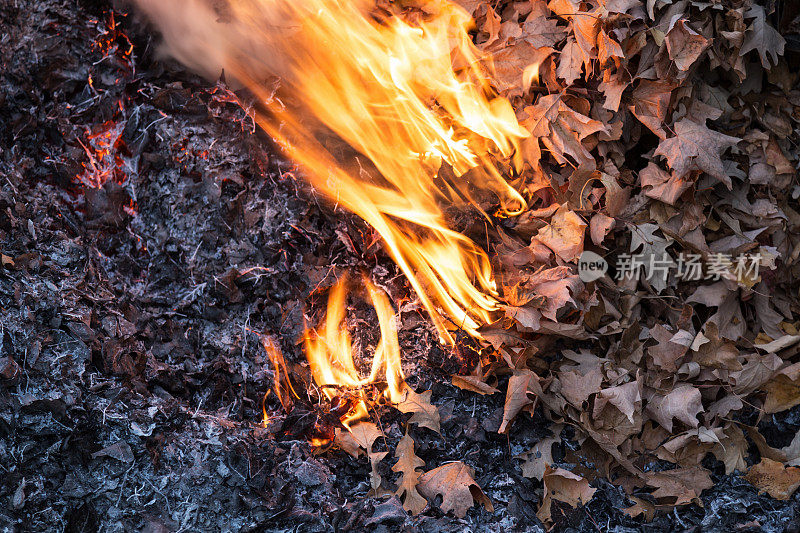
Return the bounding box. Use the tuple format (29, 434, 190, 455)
(745, 458, 800, 500)
(534, 205, 587, 262)
(516, 434, 559, 480)
(740, 5, 785, 68)
(537, 465, 597, 523)
(557, 38, 583, 85)
(665, 19, 711, 72)
(392, 432, 427, 515)
(417, 462, 493, 518)
(640, 162, 691, 206)
(499, 369, 537, 433)
(589, 213, 615, 245)
(452, 375, 500, 395)
(654, 119, 740, 188)
(397, 388, 442, 434)
(645, 466, 713, 505)
(646, 384, 703, 432)
(629, 80, 675, 139)
(763, 362, 800, 414)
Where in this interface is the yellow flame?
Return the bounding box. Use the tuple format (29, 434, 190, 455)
(305, 276, 406, 426)
(133, 0, 530, 343)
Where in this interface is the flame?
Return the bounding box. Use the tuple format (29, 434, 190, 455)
(133, 0, 530, 343)
(305, 276, 406, 426)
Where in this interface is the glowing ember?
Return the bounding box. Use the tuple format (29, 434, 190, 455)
(76, 120, 130, 188)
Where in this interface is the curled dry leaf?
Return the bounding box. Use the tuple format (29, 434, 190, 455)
(417, 461, 493, 518)
(499, 369, 537, 433)
(745, 458, 800, 500)
(537, 465, 596, 523)
(392, 432, 427, 515)
(451, 374, 500, 395)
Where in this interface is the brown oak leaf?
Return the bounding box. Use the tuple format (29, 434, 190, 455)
(740, 5, 785, 68)
(417, 462, 493, 518)
(392, 432, 427, 515)
(397, 388, 441, 434)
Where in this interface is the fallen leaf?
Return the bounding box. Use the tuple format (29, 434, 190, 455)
(763, 362, 800, 414)
(589, 213, 615, 245)
(645, 466, 712, 505)
(640, 162, 691, 206)
(537, 465, 596, 523)
(593, 379, 642, 424)
(597, 30, 624, 66)
(516, 434, 559, 480)
(522, 11, 567, 48)
(499, 370, 537, 433)
(559, 366, 603, 407)
(392, 432, 427, 515)
(739, 5, 785, 69)
(623, 496, 655, 520)
(557, 38, 583, 85)
(534, 205, 587, 262)
(629, 80, 675, 139)
(654, 119, 740, 188)
(397, 388, 441, 434)
(492, 41, 554, 95)
(745, 458, 800, 500)
(665, 19, 711, 72)
(451, 375, 500, 395)
(646, 384, 703, 432)
(417, 462, 493, 518)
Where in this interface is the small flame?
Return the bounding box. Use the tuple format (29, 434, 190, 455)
(523, 62, 541, 91)
(260, 334, 298, 411)
(305, 276, 406, 427)
(261, 390, 270, 427)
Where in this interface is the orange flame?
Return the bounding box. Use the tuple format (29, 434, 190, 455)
(305, 276, 406, 426)
(133, 0, 530, 344)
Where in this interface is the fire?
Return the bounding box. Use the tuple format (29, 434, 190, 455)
(133, 0, 531, 344)
(134, 0, 542, 431)
(305, 276, 406, 426)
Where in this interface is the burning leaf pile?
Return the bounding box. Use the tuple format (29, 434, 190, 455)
(132, 0, 800, 521)
(2, 0, 800, 530)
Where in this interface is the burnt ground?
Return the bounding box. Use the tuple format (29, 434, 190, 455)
(1, 1, 800, 532)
